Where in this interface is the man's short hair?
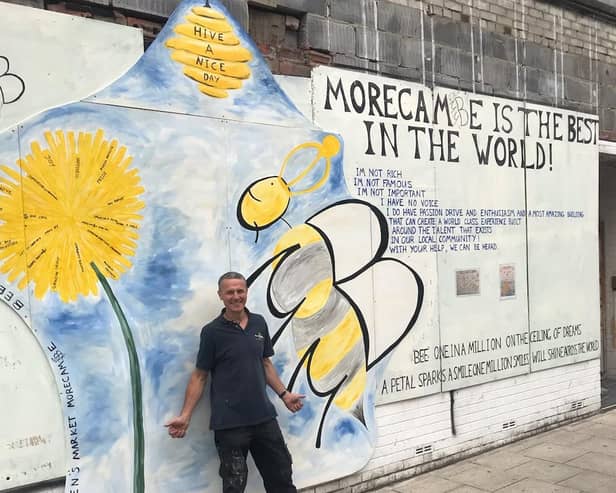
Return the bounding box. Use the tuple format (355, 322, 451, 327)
(218, 271, 246, 289)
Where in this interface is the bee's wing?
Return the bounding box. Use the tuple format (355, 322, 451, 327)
(338, 257, 424, 371)
(307, 198, 424, 369)
(306, 199, 387, 284)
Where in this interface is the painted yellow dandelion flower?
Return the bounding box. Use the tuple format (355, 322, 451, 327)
(166, 5, 252, 98)
(0, 129, 145, 302)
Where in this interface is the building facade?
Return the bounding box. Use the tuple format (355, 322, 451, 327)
(1, 1, 614, 492)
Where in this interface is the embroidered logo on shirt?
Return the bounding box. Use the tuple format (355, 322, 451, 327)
(254, 332, 264, 342)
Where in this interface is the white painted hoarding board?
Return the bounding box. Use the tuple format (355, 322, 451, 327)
(0, 2, 143, 132)
(311, 66, 599, 404)
(526, 103, 600, 370)
(433, 90, 530, 391)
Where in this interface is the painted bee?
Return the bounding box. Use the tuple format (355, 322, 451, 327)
(238, 135, 424, 447)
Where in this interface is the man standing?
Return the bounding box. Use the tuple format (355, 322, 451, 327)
(166, 272, 304, 493)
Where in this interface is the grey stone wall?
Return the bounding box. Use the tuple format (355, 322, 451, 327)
(248, 0, 616, 139)
(7, 0, 616, 138)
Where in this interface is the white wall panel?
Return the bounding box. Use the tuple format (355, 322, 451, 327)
(0, 3, 143, 133)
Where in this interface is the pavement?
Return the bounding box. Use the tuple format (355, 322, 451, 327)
(369, 407, 616, 493)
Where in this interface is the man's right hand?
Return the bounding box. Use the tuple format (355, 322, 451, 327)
(165, 368, 208, 439)
(165, 415, 189, 438)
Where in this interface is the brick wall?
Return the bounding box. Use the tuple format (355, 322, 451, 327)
(302, 359, 600, 492)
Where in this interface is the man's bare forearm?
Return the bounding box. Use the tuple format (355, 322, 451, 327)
(263, 357, 286, 396)
(263, 357, 305, 413)
(180, 368, 208, 420)
(165, 369, 208, 438)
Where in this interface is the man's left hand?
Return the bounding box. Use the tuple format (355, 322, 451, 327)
(282, 391, 305, 413)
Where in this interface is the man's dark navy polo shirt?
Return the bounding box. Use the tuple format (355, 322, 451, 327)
(196, 309, 277, 430)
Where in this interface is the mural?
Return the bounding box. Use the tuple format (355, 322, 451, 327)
(0, 0, 600, 491)
(0, 0, 410, 491)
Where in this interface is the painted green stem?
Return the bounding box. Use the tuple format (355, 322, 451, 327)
(91, 262, 144, 493)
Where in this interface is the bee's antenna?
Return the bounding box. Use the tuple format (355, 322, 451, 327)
(204, 0, 211, 7)
(281, 217, 292, 229)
